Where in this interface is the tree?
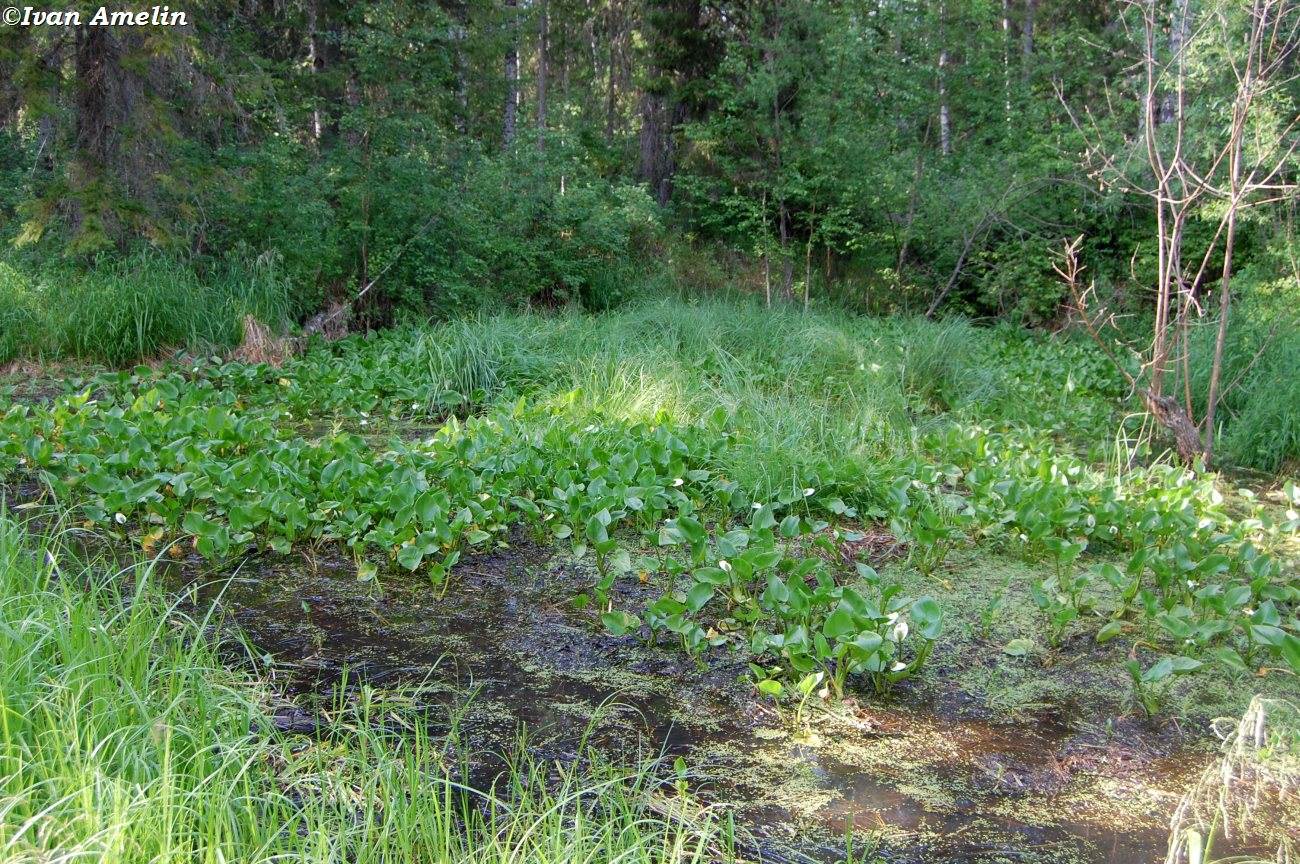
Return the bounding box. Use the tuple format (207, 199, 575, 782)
(636, 0, 716, 205)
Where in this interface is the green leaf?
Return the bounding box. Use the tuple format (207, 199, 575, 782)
(1003, 638, 1035, 657)
(1211, 647, 1248, 674)
(911, 597, 943, 639)
(1140, 658, 1174, 683)
(1095, 621, 1125, 644)
(685, 581, 715, 613)
(1250, 624, 1286, 647)
(796, 671, 824, 695)
(181, 511, 219, 538)
(1279, 634, 1300, 675)
(397, 544, 425, 571)
(822, 605, 856, 640)
(601, 610, 641, 636)
(693, 566, 729, 586)
(675, 515, 706, 544)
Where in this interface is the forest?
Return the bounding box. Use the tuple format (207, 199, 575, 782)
(0, 1, 1298, 863)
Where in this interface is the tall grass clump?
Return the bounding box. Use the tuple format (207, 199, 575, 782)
(0, 513, 272, 861)
(273, 297, 1010, 498)
(488, 297, 917, 493)
(0, 510, 730, 864)
(0, 251, 292, 366)
(1174, 290, 1300, 472)
(0, 261, 43, 364)
(886, 315, 997, 412)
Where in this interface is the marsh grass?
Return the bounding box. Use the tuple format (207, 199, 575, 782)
(1165, 697, 1300, 864)
(1174, 308, 1300, 474)
(0, 511, 731, 864)
(354, 298, 1005, 495)
(0, 252, 292, 366)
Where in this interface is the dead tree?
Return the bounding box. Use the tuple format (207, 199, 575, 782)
(1057, 0, 1300, 464)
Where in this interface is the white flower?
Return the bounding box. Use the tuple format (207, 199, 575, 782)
(752, 502, 763, 510)
(672, 478, 684, 487)
(114, 513, 127, 525)
(719, 560, 732, 573)
(360, 419, 368, 426)
(892, 620, 909, 641)
(891, 661, 907, 672)
(803, 488, 815, 497)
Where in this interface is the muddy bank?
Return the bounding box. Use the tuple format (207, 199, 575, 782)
(158, 534, 1223, 864)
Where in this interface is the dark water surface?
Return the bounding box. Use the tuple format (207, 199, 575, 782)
(176, 540, 1197, 864)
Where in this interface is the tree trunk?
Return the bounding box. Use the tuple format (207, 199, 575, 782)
(448, 2, 469, 135)
(503, 0, 519, 148)
(1001, 0, 1012, 123)
(637, 91, 679, 205)
(71, 25, 141, 240)
(536, 0, 548, 150)
(31, 42, 62, 175)
(761, 189, 771, 308)
(937, 2, 951, 156)
(1144, 390, 1204, 464)
(604, 2, 619, 142)
(897, 145, 927, 272)
(1203, 117, 1245, 461)
(1159, 0, 1190, 126)
(779, 203, 794, 301)
(1021, 0, 1036, 81)
(73, 27, 124, 172)
(307, 0, 323, 141)
(804, 219, 814, 312)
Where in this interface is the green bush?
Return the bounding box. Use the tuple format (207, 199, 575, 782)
(401, 152, 662, 316)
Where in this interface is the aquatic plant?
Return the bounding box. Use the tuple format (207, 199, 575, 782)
(2, 297, 1297, 707)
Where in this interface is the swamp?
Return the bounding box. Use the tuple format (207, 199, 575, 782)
(2, 302, 1297, 863)
(1, 1, 1299, 862)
